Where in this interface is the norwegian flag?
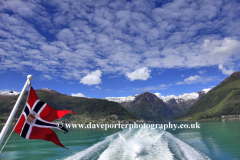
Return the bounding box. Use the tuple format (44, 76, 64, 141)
(14, 86, 76, 149)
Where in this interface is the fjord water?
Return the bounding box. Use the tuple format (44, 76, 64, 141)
(0, 120, 240, 160)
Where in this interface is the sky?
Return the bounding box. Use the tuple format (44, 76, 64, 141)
(0, 0, 240, 99)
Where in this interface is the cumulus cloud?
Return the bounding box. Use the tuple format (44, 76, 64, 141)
(71, 93, 86, 97)
(154, 92, 176, 101)
(80, 70, 102, 86)
(218, 64, 234, 75)
(126, 67, 151, 81)
(154, 92, 164, 99)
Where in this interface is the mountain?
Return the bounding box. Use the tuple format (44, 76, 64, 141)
(105, 89, 210, 117)
(162, 89, 210, 116)
(118, 92, 174, 121)
(175, 71, 240, 120)
(0, 88, 137, 123)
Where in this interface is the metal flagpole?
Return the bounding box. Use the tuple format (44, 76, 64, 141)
(0, 75, 33, 146)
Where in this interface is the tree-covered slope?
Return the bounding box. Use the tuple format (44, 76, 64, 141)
(0, 89, 137, 123)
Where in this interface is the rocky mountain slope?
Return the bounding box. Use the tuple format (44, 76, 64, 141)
(163, 89, 210, 116)
(175, 71, 240, 120)
(117, 92, 174, 121)
(105, 89, 210, 116)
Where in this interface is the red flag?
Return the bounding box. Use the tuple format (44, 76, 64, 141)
(14, 86, 76, 149)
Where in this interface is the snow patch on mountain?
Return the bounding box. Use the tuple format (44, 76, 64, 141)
(156, 88, 211, 103)
(105, 95, 136, 103)
(0, 90, 20, 96)
(41, 88, 52, 90)
(173, 92, 199, 103)
(105, 88, 211, 104)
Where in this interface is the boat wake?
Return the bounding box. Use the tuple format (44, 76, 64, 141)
(64, 128, 210, 160)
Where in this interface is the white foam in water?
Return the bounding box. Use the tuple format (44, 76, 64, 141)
(64, 128, 210, 160)
(64, 133, 118, 160)
(177, 132, 210, 155)
(165, 132, 210, 160)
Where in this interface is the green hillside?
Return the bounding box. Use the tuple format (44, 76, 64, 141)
(175, 71, 240, 120)
(0, 89, 137, 123)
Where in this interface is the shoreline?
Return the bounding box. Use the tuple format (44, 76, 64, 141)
(2, 117, 240, 126)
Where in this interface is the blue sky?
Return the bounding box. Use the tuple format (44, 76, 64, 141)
(0, 0, 240, 99)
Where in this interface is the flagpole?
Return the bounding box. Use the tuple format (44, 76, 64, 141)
(0, 75, 33, 146)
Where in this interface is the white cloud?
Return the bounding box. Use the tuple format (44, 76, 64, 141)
(176, 75, 214, 85)
(154, 92, 176, 101)
(71, 93, 86, 97)
(154, 92, 165, 99)
(131, 84, 168, 92)
(0, 89, 20, 96)
(80, 70, 102, 86)
(57, 28, 75, 46)
(218, 64, 234, 75)
(203, 38, 240, 56)
(0, 0, 240, 81)
(198, 70, 206, 74)
(96, 86, 101, 89)
(41, 74, 53, 80)
(126, 67, 151, 81)
(161, 55, 186, 68)
(184, 75, 201, 84)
